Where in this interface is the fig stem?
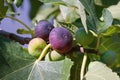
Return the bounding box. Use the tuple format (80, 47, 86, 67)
(5, 16, 34, 37)
(80, 53, 87, 80)
(38, 44, 51, 61)
(95, 34, 101, 50)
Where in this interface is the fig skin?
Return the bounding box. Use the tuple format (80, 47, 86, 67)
(49, 27, 73, 54)
(100, 50, 116, 65)
(28, 38, 47, 58)
(75, 28, 94, 46)
(34, 20, 54, 41)
(45, 50, 65, 61)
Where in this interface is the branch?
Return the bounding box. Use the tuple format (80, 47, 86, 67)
(0, 29, 32, 45)
(69, 45, 98, 54)
(0, 30, 98, 54)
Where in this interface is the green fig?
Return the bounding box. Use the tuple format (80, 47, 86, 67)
(45, 50, 65, 61)
(28, 38, 47, 58)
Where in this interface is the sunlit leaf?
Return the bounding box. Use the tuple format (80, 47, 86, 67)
(108, 1, 120, 20)
(102, 25, 120, 36)
(59, 5, 79, 23)
(84, 61, 120, 80)
(98, 9, 113, 33)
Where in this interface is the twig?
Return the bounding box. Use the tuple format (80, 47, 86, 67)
(80, 53, 87, 80)
(0, 29, 31, 45)
(5, 16, 34, 37)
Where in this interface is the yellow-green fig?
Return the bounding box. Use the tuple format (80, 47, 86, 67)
(28, 38, 47, 58)
(45, 50, 65, 61)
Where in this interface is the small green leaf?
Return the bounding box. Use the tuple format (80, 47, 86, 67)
(0, 0, 8, 18)
(14, 0, 23, 7)
(84, 61, 120, 80)
(102, 25, 120, 36)
(17, 28, 34, 34)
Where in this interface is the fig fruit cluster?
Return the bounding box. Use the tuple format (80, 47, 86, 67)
(28, 20, 73, 61)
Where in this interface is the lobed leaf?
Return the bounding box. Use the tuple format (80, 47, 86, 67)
(0, 36, 73, 80)
(84, 61, 120, 80)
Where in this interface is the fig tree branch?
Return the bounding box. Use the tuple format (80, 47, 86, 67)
(0, 30, 98, 54)
(0, 29, 31, 45)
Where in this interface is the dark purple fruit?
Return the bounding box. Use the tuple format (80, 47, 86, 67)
(49, 27, 73, 54)
(34, 20, 54, 41)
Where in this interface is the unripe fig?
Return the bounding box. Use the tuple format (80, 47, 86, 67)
(45, 50, 65, 61)
(28, 38, 47, 58)
(49, 27, 73, 53)
(75, 28, 94, 46)
(100, 50, 116, 65)
(34, 20, 54, 41)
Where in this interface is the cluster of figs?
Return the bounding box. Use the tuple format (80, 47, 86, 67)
(28, 20, 116, 64)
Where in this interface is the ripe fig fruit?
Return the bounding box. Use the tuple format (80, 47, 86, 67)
(34, 20, 54, 41)
(45, 50, 65, 61)
(28, 38, 47, 58)
(100, 50, 116, 65)
(75, 28, 94, 46)
(49, 27, 73, 53)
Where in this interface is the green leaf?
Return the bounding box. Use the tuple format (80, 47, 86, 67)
(94, 0, 120, 7)
(100, 34, 120, 67)
(17, 28, 34, 34)
(98, 9, 113, 33)
(0, 0, 8, 18)
(80, 0, 99, 32)
(0, 36, 73, 80)
(0, 36, 35, 78)
(84, 61, 120, 80)
(59, 5, 79, 23)
(32, 4, 59, 25)
(62, 0, 88, 32)
(102, 25, 120, 36)
(1, 58, 73, 80)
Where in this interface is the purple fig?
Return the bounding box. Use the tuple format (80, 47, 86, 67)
(49, 27, 73, 54)
(34, 20, 54, 41)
